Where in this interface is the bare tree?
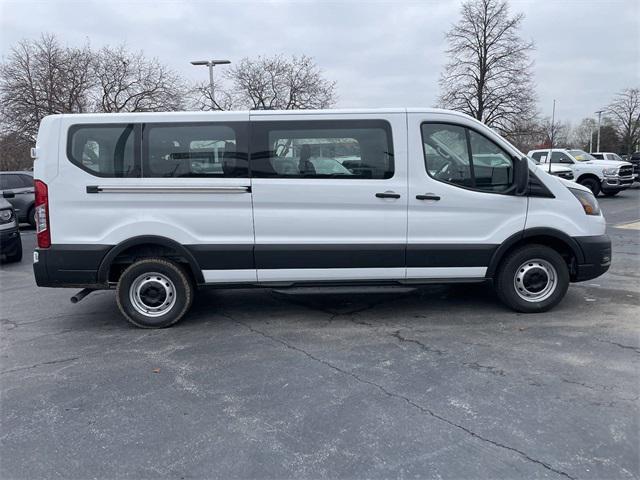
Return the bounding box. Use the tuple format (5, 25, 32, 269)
(503, 118, 543, 153)
(539, 117, 570, 148)
(92, 45, 186, 112)
(571, 118, 597, 151)
(0, 133, 32, 170)
(0, 34, 93, 139)
(606, 87, 640, 154)
(226, 55, 336, 110)
(438, 0, 537, 134)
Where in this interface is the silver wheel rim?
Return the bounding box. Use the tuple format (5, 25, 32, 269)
(513, 258, 558, 302)
(129, 272, 177, 317)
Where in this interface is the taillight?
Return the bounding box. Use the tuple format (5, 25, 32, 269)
(34, 180, 50, 248)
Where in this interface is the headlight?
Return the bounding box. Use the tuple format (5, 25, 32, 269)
(602, 167, 618, 175)
(569, 188, 601, 216)
(0, 208, 14, 224)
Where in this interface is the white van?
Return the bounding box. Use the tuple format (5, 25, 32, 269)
(32, 109, 611, 328)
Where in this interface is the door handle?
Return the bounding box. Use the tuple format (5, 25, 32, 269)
(375, 191, 401, 199)
(416, 194, 441, 201)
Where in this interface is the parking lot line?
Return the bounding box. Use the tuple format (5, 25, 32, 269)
(614, 220, 640, 230)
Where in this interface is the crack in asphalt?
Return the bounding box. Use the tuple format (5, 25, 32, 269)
(348, 318, 376, 327)
(1, 311, 108, 328)
(0, 356, 79, 375)
(561, 378, 614, 392)
(389, 330, 508, 377)
(235, 319, 575, 480)
(596, 338, 640, 354)
(390, 330, 445, 355)
(462, 361, 506, 377)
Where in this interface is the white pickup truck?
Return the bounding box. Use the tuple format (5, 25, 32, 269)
(527, 148, 634, 196)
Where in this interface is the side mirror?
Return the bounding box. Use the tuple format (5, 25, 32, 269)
(2, 191, 15, 199)
(514, 157, 529, 196)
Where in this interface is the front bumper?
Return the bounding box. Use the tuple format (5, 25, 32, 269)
(0, 225, 21, 257)
(573, 235, 611, 282)
(602, 175, 634, 190)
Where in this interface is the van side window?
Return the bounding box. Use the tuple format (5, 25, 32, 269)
(250, 120, 394, 179)
(68, 124, 139, 177)
(468, 130, 513, 191)
(143, 123, 248, 178)
(421, 124, 473, 188)
(421, 123, 514, 193)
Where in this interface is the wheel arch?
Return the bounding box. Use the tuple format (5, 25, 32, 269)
(97, 235, 204, 285)
(576, 173, 602, 184)
(486, 228, 585, 280)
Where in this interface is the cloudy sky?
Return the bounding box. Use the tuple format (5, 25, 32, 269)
(0, 0, 638, 124)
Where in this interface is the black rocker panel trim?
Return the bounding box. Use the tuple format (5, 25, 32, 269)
(254, 244, 405, 269)
(35, 242, 505, 288)
(406, 244, 497, 268)
(187, 244, 254, 270)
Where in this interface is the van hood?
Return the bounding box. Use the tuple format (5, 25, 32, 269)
(557, 176, 589, 192)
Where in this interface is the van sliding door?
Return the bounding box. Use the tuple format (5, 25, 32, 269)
(249, 113, 408, 283)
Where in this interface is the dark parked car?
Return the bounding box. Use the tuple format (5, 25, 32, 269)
(620, 153, 640, 180)
(0, 192, 22, 263)
(0, 171, 35, 227)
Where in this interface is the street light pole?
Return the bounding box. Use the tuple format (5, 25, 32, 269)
(548, 99, 556, 173)
(191, 59, 231, 110)
(208, 64, 215, 100)
(595, 110, 603, 152)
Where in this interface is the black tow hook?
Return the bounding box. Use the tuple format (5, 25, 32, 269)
(70, 288, 95, 304)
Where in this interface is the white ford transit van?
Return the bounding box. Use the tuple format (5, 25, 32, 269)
(32, 109, 611, 328)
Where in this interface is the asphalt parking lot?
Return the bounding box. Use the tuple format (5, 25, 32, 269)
(1, 188, 639, 480)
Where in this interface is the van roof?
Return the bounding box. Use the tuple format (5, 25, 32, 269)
(45, 107, 475, 121)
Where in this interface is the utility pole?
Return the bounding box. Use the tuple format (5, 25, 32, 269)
(589, 125, 593, 153)
(191, 59, 231, 109)
(595, 110, 604, 152)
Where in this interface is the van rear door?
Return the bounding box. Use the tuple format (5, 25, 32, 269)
(249, 112, 408, 283)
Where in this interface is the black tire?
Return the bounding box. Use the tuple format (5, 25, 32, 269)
(578, 177, 601, 196)
(116, 258, 194, 328)
(602, 190, 620, 197)
(27, 206, 36, 229)
(4, 239, 22, 263)
(495, 244, 569, 313)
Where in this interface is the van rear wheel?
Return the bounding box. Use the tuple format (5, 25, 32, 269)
(495, 244, 569, 313)
(116, 258, 193, 328)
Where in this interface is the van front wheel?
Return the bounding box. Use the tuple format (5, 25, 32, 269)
(116, 258, 194, 328)
(495, 245, 569, 313)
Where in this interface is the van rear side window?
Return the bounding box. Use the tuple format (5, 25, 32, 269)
(143, 123, 248, 178)
(68, 124, 139, 177)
